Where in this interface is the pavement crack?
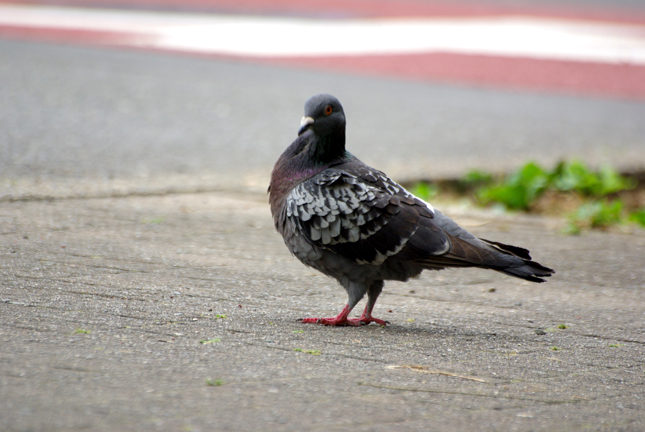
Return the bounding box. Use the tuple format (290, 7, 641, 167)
(52, 365, 99, 374)
(262, 342, 389, 363)
(578, 333, 645, 345)
(113, 313, 147, 320)
(387, 293, 520, 310)
(357, 382, 586, 404)
(1, 323, 56, 333)
(386, 364, 488, 382)
(80, 263, 149, 273)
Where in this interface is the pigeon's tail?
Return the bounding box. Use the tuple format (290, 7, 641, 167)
(414, 236, 555, 283)
(481, 239, 555, 283)
(415, 210, 554, 283)
(495, 259, 555, 283)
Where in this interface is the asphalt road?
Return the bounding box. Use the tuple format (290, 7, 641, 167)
(1, 39, 645, 201)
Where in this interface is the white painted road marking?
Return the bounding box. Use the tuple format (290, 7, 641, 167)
(1, 3, 645, 64)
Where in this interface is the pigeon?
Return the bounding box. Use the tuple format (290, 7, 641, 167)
(269, 94, 554, 326)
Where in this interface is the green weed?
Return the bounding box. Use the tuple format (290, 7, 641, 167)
(628, 209, 645, 228)
(408, 160, 641, 232)
(460, 169, 493, 188)
(410, 182, 438, 201)
(551, 161, 635, 196)
(416, 160, 642, 233)
(141, 216, 164, 225)
(294, 348, 321, 356)
(566, 199, 624, 234)
(474, 160, 636, 211)
(477, 162, 550, 210)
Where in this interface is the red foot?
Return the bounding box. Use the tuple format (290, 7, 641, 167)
(355, 315, 388, 326)
(300, 316, 362, 326)
(300, 316, 388, 326)
(299, 304, 389, 326)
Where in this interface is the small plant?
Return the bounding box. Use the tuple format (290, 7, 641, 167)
(566, 199, 624, 234)
(477, 162, 550, 210)
(205, 378, 224, 386)
(558, 324, 568, 329)
(460, 169, 494, 188)
(215, 314, 227, 320)
(628, 209, 645, 228)
(292, 330, 304, 334)
(199, 338, 220, 344)
(74, 328, 91, 334)
(406, 160, 641, 233)
(551, 161, 635, 196)
(470, 161, 639, 230)
(141, 216, 164, 225)
(294, 348, 321, 356)
(550, 346, 562, 351)
(410, 182, 438, 201)
(608, 344, 623, 348)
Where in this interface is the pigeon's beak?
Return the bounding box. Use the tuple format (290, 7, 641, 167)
(298, 116, 314, 135)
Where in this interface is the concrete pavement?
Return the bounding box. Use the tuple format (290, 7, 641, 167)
(1, 191, 644, 431)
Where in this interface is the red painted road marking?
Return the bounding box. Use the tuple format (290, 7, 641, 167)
(266, 53, 645, 100)
(8, 0, 645, 24)
(1, 2, 644, 100)
(2, 5, 643, 62)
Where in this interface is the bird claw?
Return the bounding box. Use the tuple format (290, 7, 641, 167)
(299, 316, 388, 326)
(354, 317, 389, 326)
(300, 303, 388, 326)
(300, 316, 361, 326)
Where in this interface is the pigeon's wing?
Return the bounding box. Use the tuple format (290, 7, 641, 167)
(283, 164, 451, 265)
(282, 162, 553, 281)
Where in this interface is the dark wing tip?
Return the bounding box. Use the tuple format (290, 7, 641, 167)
(481, 238, 532, 260)
(501, 260, 555, 283)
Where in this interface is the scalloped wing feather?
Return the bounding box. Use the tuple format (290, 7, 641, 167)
(284, 165, 450, 265)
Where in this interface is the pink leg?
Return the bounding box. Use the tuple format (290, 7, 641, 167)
(350, 280, 388, 326)
(353, 303, 388, 326)
(300, 304, 388, 326)
(300, 304, 362, 326)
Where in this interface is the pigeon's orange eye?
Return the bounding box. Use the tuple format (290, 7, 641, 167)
(324, 105, 333, 115)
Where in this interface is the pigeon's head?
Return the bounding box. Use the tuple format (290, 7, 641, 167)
(298, 94, 346, 139)
(270, 95, 348, 193)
